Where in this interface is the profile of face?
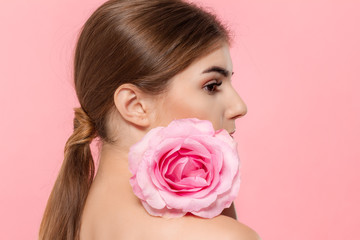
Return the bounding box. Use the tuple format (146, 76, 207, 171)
(152, 43, 247, 136)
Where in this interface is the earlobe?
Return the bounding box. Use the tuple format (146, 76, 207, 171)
(113, 84, 150, 128)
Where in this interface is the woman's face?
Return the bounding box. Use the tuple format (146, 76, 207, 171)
(153, 44, 247, 136)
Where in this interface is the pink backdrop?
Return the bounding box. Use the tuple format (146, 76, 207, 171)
(1, 0, 359, 239)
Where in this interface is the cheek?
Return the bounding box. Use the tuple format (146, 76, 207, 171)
(159, 92, 223, 130)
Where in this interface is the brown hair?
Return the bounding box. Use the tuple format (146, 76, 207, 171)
(39, 0, 230, 239)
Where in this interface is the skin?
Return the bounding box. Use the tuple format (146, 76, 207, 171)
(80, 44, 260, 240)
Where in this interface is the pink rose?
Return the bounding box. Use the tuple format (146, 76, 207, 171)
(128, 118, 241, 218)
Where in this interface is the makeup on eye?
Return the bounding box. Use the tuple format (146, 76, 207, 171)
(200, 66, 234, 89)
(203, 79, 223, 93)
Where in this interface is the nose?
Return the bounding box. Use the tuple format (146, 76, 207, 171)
(225, 88, 247, 120)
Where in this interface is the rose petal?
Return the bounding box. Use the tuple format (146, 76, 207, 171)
(191, 166, 241, 218)
(141, 202, 186, 218)
(162, 118, 215, 139)
(158, 188, 218, 212)
(212, 143, 239, 195)
(128, 127, 162, 174)
(136, 158, 166, 209)
(165, 156, 188, 183)
(214, 129, 237, 150)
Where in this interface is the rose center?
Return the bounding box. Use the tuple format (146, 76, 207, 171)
(165, 155, 208, 185)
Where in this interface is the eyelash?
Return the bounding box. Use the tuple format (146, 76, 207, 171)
(203, 80, 222, 93)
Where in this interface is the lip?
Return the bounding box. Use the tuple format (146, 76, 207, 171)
(229, 131, 235, 138)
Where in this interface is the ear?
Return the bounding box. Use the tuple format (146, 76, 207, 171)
(113, 83, 151, 128)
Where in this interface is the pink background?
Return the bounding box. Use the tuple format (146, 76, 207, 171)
(1, 0, 359, 239)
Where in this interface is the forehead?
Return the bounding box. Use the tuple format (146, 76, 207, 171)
(163, 44, 233, 93)
(185, 44, 233, 75)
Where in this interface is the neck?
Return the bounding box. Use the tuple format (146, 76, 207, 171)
(91, 141, 143, 209)
(95, 142, 132, 182)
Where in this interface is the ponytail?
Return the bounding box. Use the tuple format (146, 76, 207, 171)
(39, 107, 96, 240)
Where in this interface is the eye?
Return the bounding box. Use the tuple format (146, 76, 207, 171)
(203, 80, 222, 93)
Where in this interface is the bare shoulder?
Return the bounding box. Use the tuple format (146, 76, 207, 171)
(214, 216, 261, 240)
(178, 215, 261, 240)
(81, 175, 261, 240)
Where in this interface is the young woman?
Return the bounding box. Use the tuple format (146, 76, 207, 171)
(39, 0, 260, 239)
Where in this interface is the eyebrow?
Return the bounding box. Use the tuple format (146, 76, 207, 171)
(202, 66, 234, 78)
